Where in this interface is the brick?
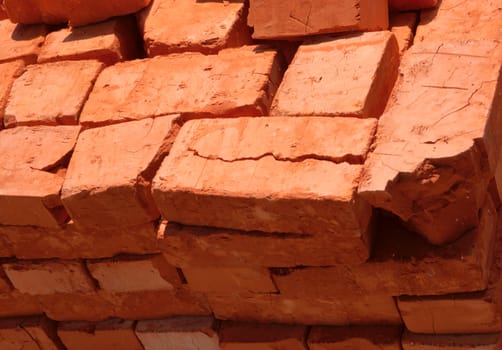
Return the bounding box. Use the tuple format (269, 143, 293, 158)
(138, 0, 250, 56)
(3, 0, 151, 26)
(182, 267, 277, 294)
(61, 117, 179, 229)
(3, 260, 95, 295)
(153, 117, 376, 261)
(5, 60, 103, 127)
(79, 46, 282, 127)
(208, 293, 401, 325)
(359, 40, 502, 245)
(0, 60, 24, 128)
(136, 316, 218, 350)
(390, 12, 417, 55)
(58, 319, 142, 350)
(416, 0, 502, 42)
(220, 322, 307, 350)
(389, 0, 437, 11)
(270, 32, 399, 118)
(272, 198, 496, 297)
(248, 0, 388, 39)
(0, 316, 63, 350)
(87, 255, 180, 292)
(37, 17, 140, 65)
(0, 222, 159, 260)
(0, 125, 80, 228)
(308, 326, 402, 350)
(0, 20, 47, 64)
(0, 266, 11, 293)
(402, 332, 500, 350)
(0, 2, 6, 19)
(0, 291, 43, 318)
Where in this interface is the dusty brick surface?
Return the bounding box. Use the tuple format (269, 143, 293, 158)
(0, 316, 63, 350)
(3, 0, 151, 26)
(402, 332, 500, 350)
(308, 326, 402, 350)
(390, 12, 417, 55)
(389, 0, 437, 10)
(0, 60, 24, 128)
(182, 267, 277, 294)
(3, 260, 95, 295)
(87, 255, 180, 292)
(38, 17, 140, 65)
(80, 46, 282, 127)
(0, 291, 43, 318)
(208, 293, 401, 325)
(0, 125, 80, 228)
(272, 199, 496, 297)
(248, 0, 388, 39)
(4, 60, 103, 127)
(359, 40, 502, 245)
(416, 0, 502, 42)
(271, 31, 399, 118)
(138, 0, 250, 56)
(220, 322, 307, 350)
(62, 117, 180, 229)
(153, 117, 376, 261)
(136, 317, 218, 350)
(58, 319, 143, 350)
(0, 20, 47, 64)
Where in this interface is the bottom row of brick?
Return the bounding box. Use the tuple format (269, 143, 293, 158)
(1, 315, 500, 350)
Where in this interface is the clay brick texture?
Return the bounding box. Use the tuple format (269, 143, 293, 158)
(0, 0, 501, 348)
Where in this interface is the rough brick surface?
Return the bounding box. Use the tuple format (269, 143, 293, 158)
(182, 267, 277, 294)
(416, 0, 502, 42)
(138, 0, 251, 56)
(0, 60, 24, 128)
(271, 32, 399, 118)
(80, 46, 282, 127)
(87, 255, 180, 292)
(3, 0, 151, 26)
(62, 117, 180, 229)
(402, 332, 500, 350)
(308, 326, 402, 350)
(359, 40, 502, 245)
(0, 268, 11, 293)
(219, 322, 307, 350)
(5, 60, 103, 127)
(272, 199, 496, 297)
(58, 319, 143, 350)
(3, 261, 95, 295)
(390, 12, 417, 55)
(136, 317, 218, 350)
(0, 292, 43, 318)
(0, 125, 80, 228)
(153, 117, 376, 261)
(389, 0, 437, 11)
(0, 316, 63, 350)
(208, 293, 401, 325)
(248, 0, 388, 39)
(0, 20, 47, 64)
(38, 17, 140, 65)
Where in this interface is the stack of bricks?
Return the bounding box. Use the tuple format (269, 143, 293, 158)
(0, 0, 501, 349)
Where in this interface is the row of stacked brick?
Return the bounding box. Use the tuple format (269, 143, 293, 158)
(1, 0, 502, 349)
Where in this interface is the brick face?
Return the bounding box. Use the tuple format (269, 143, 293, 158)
(308, 326, 402, 350)
(0, 20, 47, 64)
(0, 60, 24, 128)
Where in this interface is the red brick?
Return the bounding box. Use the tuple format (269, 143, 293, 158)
(416, 0, 502, 42)
(79, 46, 282, 127)
(87, 255, 180, 292)
(389, 0, 437, 11)
(38, 292, 115, 322)
(308, 326, 402, 350)
(248, 0, 388, 39)
(0, 125, 80, 228)
(270, 32, 399, 118)
(153, 117, 375, 262)
(136, 317, 218, 350)
(138, 0, 250, 56)
(402, 332, 500, 350)
(3, 0, 151, 26)
(0, 20, 47, 64)
(4, 60, 103, 127)
(0, 2, 6, 19)
(359, 40, 502, 245)
(61, 116, 180, 229)
(0, 291, 43, 318)
(390, 12, 417, 55)
(272, 198, 496, 297)
(0, 316, 64, 350)
(58, 319, 143, 350)
(0, 60, 24, 128)
(3, 260, 95, 295)
(37, 17, 140, 65)
(220, 322, 307, 350)
(208, 293, 401, 325)
(182, 267, 277, 294)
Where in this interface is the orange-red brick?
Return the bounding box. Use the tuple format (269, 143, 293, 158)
(0, 20, 47, 64)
